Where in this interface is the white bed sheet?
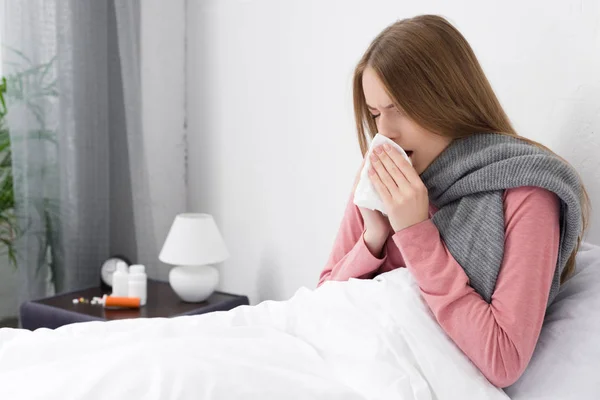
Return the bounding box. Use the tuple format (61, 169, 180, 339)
(0, 268, 508, 400)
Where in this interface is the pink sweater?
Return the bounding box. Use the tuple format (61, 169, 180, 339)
(318, 186, 560, 388)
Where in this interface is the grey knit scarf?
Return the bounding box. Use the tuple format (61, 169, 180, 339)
(419, 133, 583, 305)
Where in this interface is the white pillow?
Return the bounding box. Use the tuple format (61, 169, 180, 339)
(505, 241, 600, 399)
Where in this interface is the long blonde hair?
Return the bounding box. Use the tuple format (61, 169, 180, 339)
(352, 15, 590, 283)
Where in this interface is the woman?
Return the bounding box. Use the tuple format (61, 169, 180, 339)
(317, 15, 590, 388)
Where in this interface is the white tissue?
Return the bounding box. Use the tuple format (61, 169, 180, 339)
(353, 133, 412, 214)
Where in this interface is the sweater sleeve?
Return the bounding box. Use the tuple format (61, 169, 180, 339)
(391, 186, 560, 388)
(317, 194, 388, 287)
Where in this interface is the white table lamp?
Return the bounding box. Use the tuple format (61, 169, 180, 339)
(159, 213, 229, 302)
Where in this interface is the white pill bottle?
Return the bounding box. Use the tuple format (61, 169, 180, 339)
(128, 264, 147, 306)
(111, 261, 129, 297)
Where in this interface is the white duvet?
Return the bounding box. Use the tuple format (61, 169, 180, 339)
(0, 268, 508, 400)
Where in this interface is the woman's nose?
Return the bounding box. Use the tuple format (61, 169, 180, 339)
(376, 114, 394, 138)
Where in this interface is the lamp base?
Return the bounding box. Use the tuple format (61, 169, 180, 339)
(169, 265, 219, 303)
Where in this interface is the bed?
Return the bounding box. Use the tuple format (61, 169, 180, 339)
(0, 242, 599, 399)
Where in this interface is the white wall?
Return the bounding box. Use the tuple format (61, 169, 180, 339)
(187, 0, 600, 305)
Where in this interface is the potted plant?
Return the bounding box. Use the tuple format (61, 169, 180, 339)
(0, 76, 18, 268)
(1, 53, 62, 292)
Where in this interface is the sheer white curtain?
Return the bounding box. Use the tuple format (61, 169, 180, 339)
(1, 0, 163, 309)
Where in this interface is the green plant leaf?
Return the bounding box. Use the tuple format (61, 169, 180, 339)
(0, 53, 60, 277)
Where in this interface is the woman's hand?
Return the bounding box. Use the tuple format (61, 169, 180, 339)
(368, 144, 430, 232)
(352, 158, 392, 257)
(360, 208, 391, 257)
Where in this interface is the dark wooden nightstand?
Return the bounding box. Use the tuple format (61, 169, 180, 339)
(19, 280, 249, 330)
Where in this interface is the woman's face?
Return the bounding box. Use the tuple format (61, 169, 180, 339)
(362, 66, 452, 175)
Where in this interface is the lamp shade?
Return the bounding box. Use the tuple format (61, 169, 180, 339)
(159, 213, 229, 266)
